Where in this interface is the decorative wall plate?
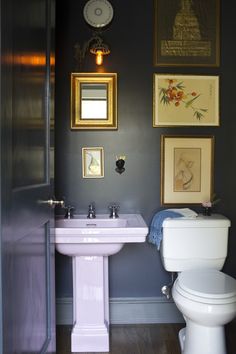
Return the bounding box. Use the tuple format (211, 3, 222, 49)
(83, 0, 114, 28)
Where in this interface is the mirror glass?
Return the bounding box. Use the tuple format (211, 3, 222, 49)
(81, 83, 108, 120)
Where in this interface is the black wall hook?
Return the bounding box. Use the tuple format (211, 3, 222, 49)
(115, 156, 126, 174)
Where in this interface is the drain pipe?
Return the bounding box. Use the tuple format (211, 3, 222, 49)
(161, 272, 176, 299)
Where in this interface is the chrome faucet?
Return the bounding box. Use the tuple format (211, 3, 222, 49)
(109, 204, 119, 218)
(87, 203, 96, 219)
(64, 205, 75, 219)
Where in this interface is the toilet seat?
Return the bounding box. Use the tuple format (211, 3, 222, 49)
(175, 269, 236, 304)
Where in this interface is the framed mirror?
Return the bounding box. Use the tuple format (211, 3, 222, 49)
(71, 73, 117, 130)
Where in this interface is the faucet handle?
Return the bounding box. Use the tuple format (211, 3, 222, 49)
(109, 204, 119, 218)
(64, 205, 75, 219)
(87, 202, 96, 219)
(88, 202, 95, 210)
(109, 203, 119, 210)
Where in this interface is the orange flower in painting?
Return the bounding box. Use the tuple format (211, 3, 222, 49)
(159, 79, 208, 120)
(177, 91, 184, 99)
(166, 79, 176, 85)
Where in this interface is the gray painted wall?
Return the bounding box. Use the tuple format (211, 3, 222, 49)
(55, 0, 236, 298)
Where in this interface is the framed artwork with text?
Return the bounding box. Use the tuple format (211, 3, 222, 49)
(154, 0, 220, 67)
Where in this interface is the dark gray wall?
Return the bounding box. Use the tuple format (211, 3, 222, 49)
(55, 0, 236, 298)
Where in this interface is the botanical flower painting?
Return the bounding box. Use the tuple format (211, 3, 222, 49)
(154, 74, 219, 127)
(159, 79, 208, 120)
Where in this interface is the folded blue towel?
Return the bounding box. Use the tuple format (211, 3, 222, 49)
(148, 210, 182, 250)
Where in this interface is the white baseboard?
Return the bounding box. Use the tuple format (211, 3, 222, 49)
(56, 297, 184, 325)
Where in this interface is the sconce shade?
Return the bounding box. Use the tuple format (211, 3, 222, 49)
(90, 40, 110, 65)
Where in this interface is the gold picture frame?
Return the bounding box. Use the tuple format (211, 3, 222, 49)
(153, 74, 219, 127)
(154, 0, 220, 67)
(82, 147, 104, 178)
(161, 135, 214, 205)
(71, 73, 117, 130)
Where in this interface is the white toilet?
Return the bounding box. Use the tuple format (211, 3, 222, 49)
(160, 214, 236, 354)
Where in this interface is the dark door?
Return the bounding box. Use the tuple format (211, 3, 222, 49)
(0, 0, 56, 353)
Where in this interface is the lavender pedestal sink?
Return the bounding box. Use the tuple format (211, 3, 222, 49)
(55, 214, 148, 352)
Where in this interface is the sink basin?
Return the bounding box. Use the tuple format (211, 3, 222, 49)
(55, 213, 148, 352)
(56, 216, 127, 228)
(55, 213, 148, 256)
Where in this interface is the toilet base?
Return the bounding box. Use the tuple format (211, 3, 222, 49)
(179, 319, 226, 354)
(178, 327, 185, 352)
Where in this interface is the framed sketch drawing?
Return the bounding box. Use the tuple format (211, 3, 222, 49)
(161, 135, 214, 205)
(154, 0, 220, 67)
(82, 147, 104, 178)
(153, 74, 219, 127)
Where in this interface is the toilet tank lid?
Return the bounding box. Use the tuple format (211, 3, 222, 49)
(162, 214, 231, 228)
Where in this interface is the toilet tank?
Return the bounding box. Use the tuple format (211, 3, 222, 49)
(160, 214, 231, 272)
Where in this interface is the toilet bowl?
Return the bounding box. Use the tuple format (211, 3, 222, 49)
(160, 214, 236, 354)
(172, 269, 236, 354)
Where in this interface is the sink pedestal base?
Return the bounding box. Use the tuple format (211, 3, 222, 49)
(71, 256, 110, 352)
(55, 214, 148, 351)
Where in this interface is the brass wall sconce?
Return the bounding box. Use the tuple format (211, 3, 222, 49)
(74, 34, 110, 69)
(75, 0, 114, 69)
